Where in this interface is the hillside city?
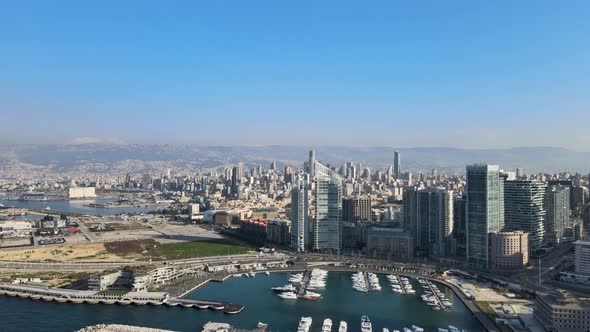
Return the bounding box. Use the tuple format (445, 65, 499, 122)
(1, 149, 590, 331)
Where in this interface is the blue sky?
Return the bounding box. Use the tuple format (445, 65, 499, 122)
(1, 1, 589, 149)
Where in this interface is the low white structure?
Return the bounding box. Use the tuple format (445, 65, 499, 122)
(69, 187, 97, 199)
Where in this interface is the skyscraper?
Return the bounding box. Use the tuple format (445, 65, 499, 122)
(453, 195, 467, 257)
(544, 185, 570, 245)
(393, 151, 401, 179)
(504, 179, 546, 252)
(404, 186, 454, 257)
(313, 161, 343, 254)
(308, 150, 316, 179)
(291, 175, 309, 252)
(466, 164, 504, 269)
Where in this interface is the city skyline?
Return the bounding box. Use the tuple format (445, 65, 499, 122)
(2, 1, 590, 148)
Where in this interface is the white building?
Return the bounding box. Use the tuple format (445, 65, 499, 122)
(68, 187, 96, 199)
(575, 238, 590, 276)
(291, 175, 309, 252)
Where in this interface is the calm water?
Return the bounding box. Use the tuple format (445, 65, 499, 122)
(0, 272, 485, 332)
(0, 196, 158, 216)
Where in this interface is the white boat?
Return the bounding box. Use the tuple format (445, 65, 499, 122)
(448, 326, 459, 332)
(383, 329, 390, 332)
(438, 329, 449, 332)
(322, 318, 333, 332)
(361, 315, 372, 332)
(265, 271, 270, 276)
(403, 329, 412, 332)
(338, 321, 347, 332)
(272, 284, 297, 292)
(411, 325, 424, 332)
(278, 291, 297, 299)
(298, 317, 312, 332)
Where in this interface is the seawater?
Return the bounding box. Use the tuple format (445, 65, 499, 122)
(0, 272, 485, 332)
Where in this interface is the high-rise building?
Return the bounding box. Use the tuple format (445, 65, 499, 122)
(403, 186, 454, 257)
(491, 231, 529, 273)
(466, 164, 504, 269)
(393, 151, 401, 179)
(308, 150, 316, 179)
(544, 185, 570, 245)
(453, 195, 467, 257)
(342, 196, 372, 222)
(313, 161, 343, 254)
(367, 228, 414, 260)
(290, 175, 309, 252)
(503, 179, 546, 252)
(402, 186, 419, 243)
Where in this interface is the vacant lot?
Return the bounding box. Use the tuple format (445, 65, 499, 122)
(104, 239, 252, 260)
(0, 243, 122, 262)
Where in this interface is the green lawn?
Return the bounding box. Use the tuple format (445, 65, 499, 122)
(148, 240, 251, 260)
(105, 239, 252, 260)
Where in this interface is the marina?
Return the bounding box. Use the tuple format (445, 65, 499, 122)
(418, 278, 453, 311)
(0, 271, 485, 331)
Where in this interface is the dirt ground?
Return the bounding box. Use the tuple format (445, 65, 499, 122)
(0, 243, 125, 262)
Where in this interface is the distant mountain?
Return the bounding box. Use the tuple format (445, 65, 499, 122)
(0, 144, 589, 174)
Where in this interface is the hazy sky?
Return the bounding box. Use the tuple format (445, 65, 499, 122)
(1, 1, 589, 149)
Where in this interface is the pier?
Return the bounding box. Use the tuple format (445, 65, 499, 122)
(421, 278, 449, 311)
(0, 283, 244, 314)
(296, 270, 312, 297)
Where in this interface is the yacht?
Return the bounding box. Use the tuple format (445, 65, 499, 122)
(278, 291, 297, 300)
(383, 329, 390, 332)
(411, 325, 424, 332)
(272, 284, 296, 292)
(297, 317, 312, 332)
(322, 318, 333, 332)
(361, 315, 372, 332)
(448, 326, 459, 332)
(338, 321, 347, 332)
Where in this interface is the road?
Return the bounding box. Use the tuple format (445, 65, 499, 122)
(0, 252, 288, 271)
(77, 220, 99, 243)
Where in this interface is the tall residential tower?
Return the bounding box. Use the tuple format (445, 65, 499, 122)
(466, 164, 504, 269)
(291, 175, 309, 252)
(313, 161, 343, 254)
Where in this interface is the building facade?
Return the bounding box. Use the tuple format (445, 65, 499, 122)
(266, 219, 291, 245)
(503, 180, 546, 252)
(404, 186, 454, 258)
(313, 161, 343, 253)
(342, 196, 372, 222)
(290, 175, 309, 252)
(367, 227, 414, 260)
(545, 185, 570, 245)
(393, 151, 401, 179)
(575, 238, 590, 276)
(535, 290, 590, 332)
(490, 231, 529, 273)
(466, 164, 504, 269)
